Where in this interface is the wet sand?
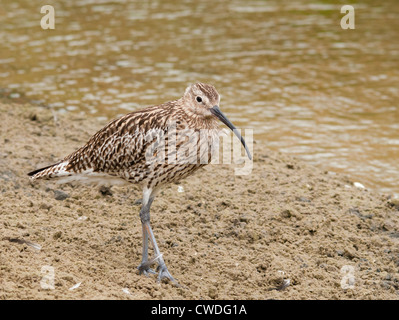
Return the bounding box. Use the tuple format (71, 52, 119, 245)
(1, 102, 399, 299)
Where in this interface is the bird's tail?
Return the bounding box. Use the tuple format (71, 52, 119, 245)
(28, 161, 70, 181)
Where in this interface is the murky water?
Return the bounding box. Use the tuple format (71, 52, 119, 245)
(1, 0, 398, 194)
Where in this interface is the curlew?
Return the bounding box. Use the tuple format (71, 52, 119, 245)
(28, 83, 252, 284)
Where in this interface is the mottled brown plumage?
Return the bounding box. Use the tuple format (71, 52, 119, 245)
(28, 83, 251, 284)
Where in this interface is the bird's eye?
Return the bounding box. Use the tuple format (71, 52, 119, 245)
(196, 96, 202, 103)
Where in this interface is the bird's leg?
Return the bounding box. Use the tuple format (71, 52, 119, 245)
(137, 195, 177, 284)
(137, 197, 156, 276)
(144, 222, 177, 284)
(138, 223, 156, 276)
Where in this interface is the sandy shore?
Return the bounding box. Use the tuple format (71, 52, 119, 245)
(1, 102, 399, 300)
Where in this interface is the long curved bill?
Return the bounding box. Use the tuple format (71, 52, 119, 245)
(210, 106, 252, 160)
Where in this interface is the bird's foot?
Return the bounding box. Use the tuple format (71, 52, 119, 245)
(138, 254, 180, 286)
(157, 263, 178, 286)
(137, 260, 157, 277)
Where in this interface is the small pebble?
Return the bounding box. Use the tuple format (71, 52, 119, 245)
(54, 190, 69, 200)
(99, 186, 112, 196)
(53, 231, 62, 240)
(122, 288, 131, 295)
(353, 182, 365, 189)
(389, 196, 399, 206)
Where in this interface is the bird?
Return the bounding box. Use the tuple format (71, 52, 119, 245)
(28, 82, 252, 284)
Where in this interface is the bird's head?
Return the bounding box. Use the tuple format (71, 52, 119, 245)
(183, 82, 220, 117)
(183, 82, 252, 160)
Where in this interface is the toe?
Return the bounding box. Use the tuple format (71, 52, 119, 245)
(137, 263, 156, 277)
(157, 266, 178, 285)
(141, 268, 156, 277)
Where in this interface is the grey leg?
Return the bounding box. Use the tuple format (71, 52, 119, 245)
(137, 223, 156, 276)
(144, 221, 176, 283)
(137, 196, 177, 284)
(137, 197, 156, 276)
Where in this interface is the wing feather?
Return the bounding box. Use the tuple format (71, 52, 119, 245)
(64, 105, 173, 176)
